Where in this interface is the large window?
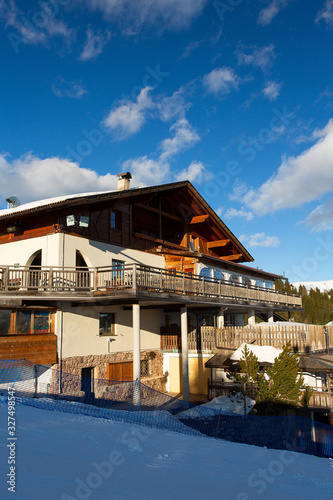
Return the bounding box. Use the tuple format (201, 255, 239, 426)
(0, 310, 11, 335)
(99, 313, 116, 336)
(199, 267, 211, 279)
(0, 310, 53, 336)
(214, 269, 224, 281)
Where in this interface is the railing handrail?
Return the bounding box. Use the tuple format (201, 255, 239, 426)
(0, 264, 302, 303)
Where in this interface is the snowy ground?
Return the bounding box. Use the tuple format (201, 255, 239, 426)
(1, 399, 333, 500)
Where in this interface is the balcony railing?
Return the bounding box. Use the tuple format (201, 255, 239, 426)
(0, 264, 302, 307)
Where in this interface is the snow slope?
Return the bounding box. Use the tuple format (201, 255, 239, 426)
(0, 399, 333, 500)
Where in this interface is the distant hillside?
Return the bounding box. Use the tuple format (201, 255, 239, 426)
(292, 280, 333, 293)
(275, 279, 333, 324)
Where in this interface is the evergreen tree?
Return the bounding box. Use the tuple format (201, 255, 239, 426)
(258, 343, 304, 405)
(238, 344, 259, 386)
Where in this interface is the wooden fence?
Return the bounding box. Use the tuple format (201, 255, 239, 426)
(161, 324, 333, 353)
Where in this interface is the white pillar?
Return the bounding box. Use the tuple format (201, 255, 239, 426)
(217, 309, 225, 328)
(268, 309, 274, 323)
(248, 308, 256, 326)
(133, 303, 141, 409)
(181, 306, 190, 403)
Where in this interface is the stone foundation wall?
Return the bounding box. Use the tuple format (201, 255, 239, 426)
(51, 350, 166, 395)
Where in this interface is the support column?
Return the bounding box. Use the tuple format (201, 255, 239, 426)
(248, 308, 256, 326)
(268, 309, 274, 323)
(133, 303, 141, 409)
(217, 308, 225, 328)
(181, 306, 190, 403)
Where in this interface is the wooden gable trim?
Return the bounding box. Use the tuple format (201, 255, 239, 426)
(190, 215, 209, 224)
(207, 239, 231, 249)
(221, 254, 244, 261)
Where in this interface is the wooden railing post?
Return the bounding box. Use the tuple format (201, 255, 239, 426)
(94, 268, 98, 291)
(132, 264, 137, 291)
(48, 268, 53, 291)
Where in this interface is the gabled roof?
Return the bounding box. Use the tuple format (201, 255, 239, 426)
(0, 180, 254, 262)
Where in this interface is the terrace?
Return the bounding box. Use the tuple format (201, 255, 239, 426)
(0, 264, 302, 308)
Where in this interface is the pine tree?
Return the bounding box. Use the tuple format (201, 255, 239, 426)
(234, 345, 260, 414)
(238, 344, 259, 386)
(258, 342, 304, 405)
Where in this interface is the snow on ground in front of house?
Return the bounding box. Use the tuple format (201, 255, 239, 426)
(230, 343, 282, 364)
(178, 392, 255, 417)
(1, 398, 333, 500)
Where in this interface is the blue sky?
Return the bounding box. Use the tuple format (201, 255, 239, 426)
(1, 0, 333, 282)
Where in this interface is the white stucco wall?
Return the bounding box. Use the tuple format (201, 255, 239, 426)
(0, 234, 62, 267)
(0, 232, 165, 270)
(58, 304, 164, 358)
(62, 234, 165, 269)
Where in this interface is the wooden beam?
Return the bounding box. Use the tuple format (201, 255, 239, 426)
(221, 254, 244, 261)
(134, 203, 183, 222)
(190, 215, 209, 224)
(207, 239, 231, 249)
(133, 232, 187, 250)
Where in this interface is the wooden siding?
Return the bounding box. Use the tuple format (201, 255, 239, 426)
(0, 186, 252, 264)
(0, 334, 57, 364)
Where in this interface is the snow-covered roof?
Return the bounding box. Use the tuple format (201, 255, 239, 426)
(230, 343, 282, 364)
(0, 189, 117, 218)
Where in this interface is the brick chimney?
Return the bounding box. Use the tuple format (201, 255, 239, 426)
(117, 172, 132, 191)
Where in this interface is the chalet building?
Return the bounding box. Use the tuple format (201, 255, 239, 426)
(0, 174, 302, 401)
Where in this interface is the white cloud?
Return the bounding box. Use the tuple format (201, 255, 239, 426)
(122, 156, 169, 186)
(203, 67, 239, 95)
(175, 161, 210, 183)
(52, 77, 88, 99)
(224, 208, 254, 221)
(159, 119, 200, 161)
(236, 45, 275, 72)
(157, 87, 190, 122)
(0, 154, 117, 204)
(179, 40, 202, 60)
(87, 0, 209, 34)
(316, 0, 333, 27)
(239, 233, 280, 248)
(104, 87, 154, 139)
(263, 81, 282, 101)
(257, 0, 293, 26)
(0, 0, 74, 48)
(239, 119, 333, 215)
(79, 28, 111, 61)
(304, 197, 333, 232)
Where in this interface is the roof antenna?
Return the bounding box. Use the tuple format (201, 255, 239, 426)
(5, 196, 21, 209)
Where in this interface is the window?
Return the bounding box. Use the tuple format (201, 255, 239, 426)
(255, 279, 263, 288)
(199, 267, 211, 279)
(265, 281, 273, 289)
(229, 274, 239, 284)
(111, 259, 125, 284)
(214, 269, 224, 281)
(111, 211, 116, 228)
(0, 309, 53, 336)
(243, 276, 252, 287)
(111, 211, 122, 230)
(0, 310, 11, 335)
(99, 313, 116, 335)
(140, 359, 150, 377)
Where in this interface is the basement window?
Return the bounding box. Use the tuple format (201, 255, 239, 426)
(140, 359, 150, 378)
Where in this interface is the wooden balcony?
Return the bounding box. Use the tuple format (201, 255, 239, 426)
(0, 264, 302, 309)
